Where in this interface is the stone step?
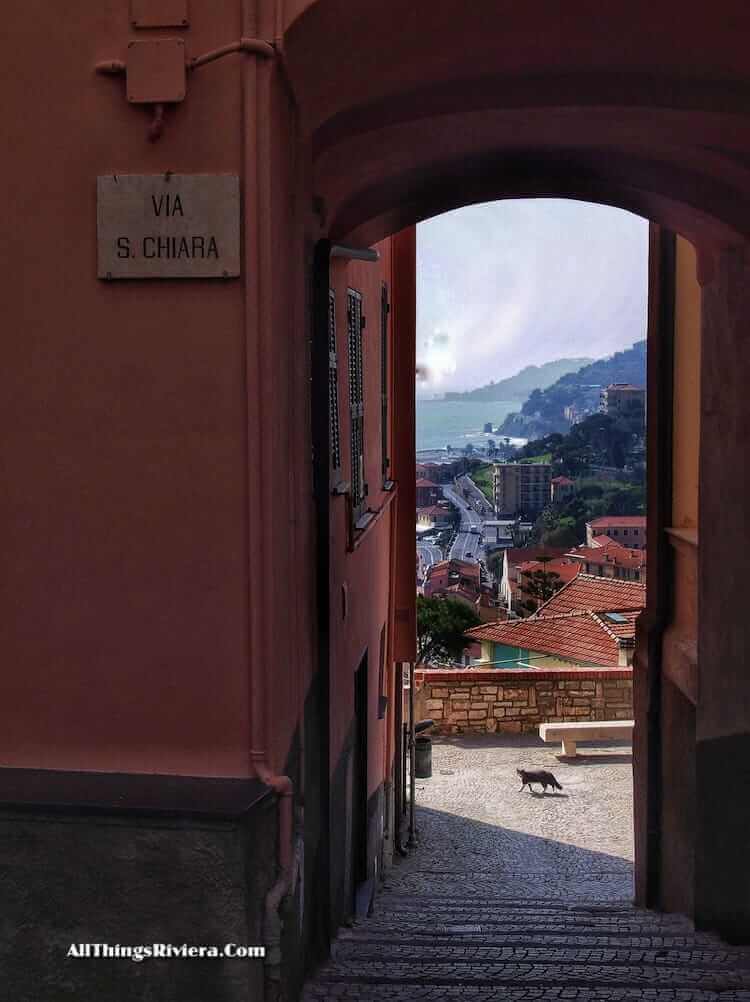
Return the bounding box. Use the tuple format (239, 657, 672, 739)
(378, 893, 635, 909)
(305, 987, 750, 1001)
(311, 959, 750, 990)
(353, 925, 707, 946)
(331, 939, 750, 969)
(379, 892, 635, 907)
(374, 901, 693, 924)
(375, 895, 684, 914)
(387, 880, 637, 898)
(340, 928, 725, 951)
(360, 912, 698, 936)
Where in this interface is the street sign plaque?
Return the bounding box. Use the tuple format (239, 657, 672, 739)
(97, 174, 240, 280)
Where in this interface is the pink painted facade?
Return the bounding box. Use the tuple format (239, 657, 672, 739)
(2, 2, 750, 997)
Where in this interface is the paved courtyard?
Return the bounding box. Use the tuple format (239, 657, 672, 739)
(393, 733, 634, 902)
(304, 734, 750, 1001)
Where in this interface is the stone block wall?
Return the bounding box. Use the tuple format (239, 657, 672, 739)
(414, 668, 633, 735)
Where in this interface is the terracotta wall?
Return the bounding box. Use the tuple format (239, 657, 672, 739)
(660, 236, 699, 730)
(696, 244, 750, 939)
(328, 242, 396, 793)
(672, 238, 701, 531)
(0, 0, 258, 777)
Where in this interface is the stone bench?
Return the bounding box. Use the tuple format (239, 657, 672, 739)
(539, 720, 634, 757)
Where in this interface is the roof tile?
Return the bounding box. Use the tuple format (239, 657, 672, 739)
(536, 573, 646, 616)
(465, 610, 635, 667)
(588, 516, 647, 528)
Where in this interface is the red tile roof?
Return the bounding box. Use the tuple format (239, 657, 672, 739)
(415, 478, 439, 488)
(518, 559, 581, 584)
(594, 610, 640, 639)
(568, 542, 647, 569)
(551, 475, 575, 485)
(588, 516, 646, 528)
(428, 559, 480, 580)
(424, 559, 481, 598)
(465, 610, 634, 667)
(503, 547, 568, 570)
(536, 573, 646, 616)
(444, 585, 481, 603)
(417, 505, 452, 517)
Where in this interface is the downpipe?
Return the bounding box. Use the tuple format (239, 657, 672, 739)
(243, 0, 297, 994)
(408, 663, 417, 848)
(252, 752, 295, 986)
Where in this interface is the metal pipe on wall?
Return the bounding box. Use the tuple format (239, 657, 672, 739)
(393, 663, 406, 854)
(408, 662, 417, 847)
(242, 0, 294, 989)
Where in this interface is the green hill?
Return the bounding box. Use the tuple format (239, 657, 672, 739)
(499, 340, 646, 438)
(443, 357, 593, 402)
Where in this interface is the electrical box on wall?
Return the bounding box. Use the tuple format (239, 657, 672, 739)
(126, 39, 186, 103)
(130, 0, 189, 29)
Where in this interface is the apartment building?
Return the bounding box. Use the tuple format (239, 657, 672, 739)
(586, 516, 647, 549)
(493, 462, 552, 518)
(550, 474, 575, 504)
(599, 383, 646, 430)
(415, 477, 440, 507)
(568, 538, 647, 583)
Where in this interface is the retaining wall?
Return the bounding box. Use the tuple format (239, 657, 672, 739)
(414, 668, 633, 734)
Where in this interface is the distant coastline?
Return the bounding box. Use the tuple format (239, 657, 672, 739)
(439, 356, 593, 403)
(416, 398, 524, 453)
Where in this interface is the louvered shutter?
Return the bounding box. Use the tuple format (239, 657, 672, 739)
(347, 289, 366, 521)
(380, 281, 390, 479)
(328, 289, 342, 479)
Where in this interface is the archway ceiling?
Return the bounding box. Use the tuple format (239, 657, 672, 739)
(284, 1, 750, 251)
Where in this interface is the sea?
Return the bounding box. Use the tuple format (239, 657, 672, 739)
(416, 398, 525, 453)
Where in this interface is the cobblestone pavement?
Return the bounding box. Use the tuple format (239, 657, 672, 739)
(304, 734, 750, 1001)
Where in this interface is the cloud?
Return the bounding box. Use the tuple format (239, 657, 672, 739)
(417, 199, 649, 396)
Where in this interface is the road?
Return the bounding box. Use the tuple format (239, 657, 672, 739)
(456, 473, 494, 517)
(417, 542, 442, 580)
(442, 484, 483, 562)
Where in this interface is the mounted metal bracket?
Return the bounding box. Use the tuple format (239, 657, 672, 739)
(95, 35, 275, 141)
(127, 39, 186, 104)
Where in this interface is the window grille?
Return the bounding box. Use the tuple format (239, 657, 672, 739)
(328, 290, 342, 478)
(380, 282, 390, 480)
(347, 289, 366, 521)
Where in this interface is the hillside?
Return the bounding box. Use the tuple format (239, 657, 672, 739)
(499, 340, 646, 438)
(443, 356, 593, 402)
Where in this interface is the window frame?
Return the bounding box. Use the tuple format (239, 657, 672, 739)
(328, 288, 344, 490)
(347, 288, 367, 526)
(380, 281, 391, 485)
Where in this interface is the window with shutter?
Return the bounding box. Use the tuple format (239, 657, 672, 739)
(328, 289, 342, 481)
(380, 282, 391, 482)
(347, 288, 366, 522)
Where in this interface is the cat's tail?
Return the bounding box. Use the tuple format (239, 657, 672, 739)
(553, 779, 563, 790)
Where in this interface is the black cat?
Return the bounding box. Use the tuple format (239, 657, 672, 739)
(517, 768, 563, 793)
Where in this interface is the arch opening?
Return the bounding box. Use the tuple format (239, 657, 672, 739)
(291, 0, 750, 955)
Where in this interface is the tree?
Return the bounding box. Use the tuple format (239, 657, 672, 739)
(416, 596, 481, 665)
(521, 567, 563, 609)
(539, 517, 579, 548)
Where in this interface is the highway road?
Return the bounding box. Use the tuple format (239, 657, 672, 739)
(443, 485, 483, 562)
(417, 542, 443, 580)
(456, 474, 494, 518)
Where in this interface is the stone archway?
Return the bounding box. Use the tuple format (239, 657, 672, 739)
(285, 0, 750, 263)
(285, 0, 750, 940)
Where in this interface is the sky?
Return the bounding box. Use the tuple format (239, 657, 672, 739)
(416, 199, 649, 397)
